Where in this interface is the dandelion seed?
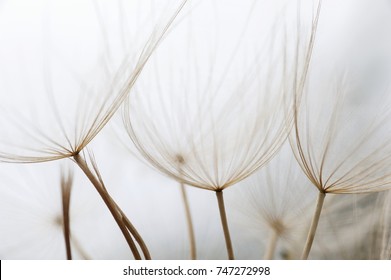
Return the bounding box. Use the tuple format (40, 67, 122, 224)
(233, 144, 317, 259)
(0, 0, 188, 259)
(123, 0, 320, 259)
(290, 0, 391, 259)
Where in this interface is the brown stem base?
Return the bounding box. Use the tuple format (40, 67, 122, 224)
(73, 153, 141, 260)
(180, 183, 197, 260)
(216, 190, 234, 260)
(264, 229, 278, 260)
(301, 191, 326, 260)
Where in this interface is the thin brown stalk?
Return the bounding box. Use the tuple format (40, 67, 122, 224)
(216, 190, 234, 260)
(86, 151, 151, 260)
(301, 191, 326, 259)
(263, 229, 278, 260)
(118, 207, 151, 260)
(180, 183, 197, 260)
(60, 169, 73, 260)
(73, 153, 141, 260)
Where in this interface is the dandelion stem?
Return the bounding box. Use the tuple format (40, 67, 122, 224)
(73, 153, 141, 260)
(60, 173, 72, 260)
(87, 152, 151, 259)
(180, 183, 197, 260)
(116, 205, 151, 260)
(264, 229, 278, 260)
(301, 191, 326, 259)
(216, 190, 234, 260)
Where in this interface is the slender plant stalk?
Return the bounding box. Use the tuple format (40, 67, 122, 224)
(216, 190, 234, 260)
(263, 229, 278, 260)
(60, 172, 72, 260)
(87, 152, 151, 260)
(180, 183, 197, 260)
(301, 191, 326, 259)
(117, 205, 151, 260)
(73, 153, 142, 260)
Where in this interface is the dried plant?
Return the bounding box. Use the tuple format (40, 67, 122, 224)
(303, 193, 383, 259)
(123, 0, 321, 259)
(293, 71, 391, 258)
(290, 1, 391, 258)
(2, 0, 390, 261)
(60, 166, 73, 260)
(0, 161, 95, 259)
(0, 0, 188, 259)
(233, 144, 317, 259)
(0, 0, 186, 164)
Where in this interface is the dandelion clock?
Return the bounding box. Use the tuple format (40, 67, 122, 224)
(124, 0, 321, 259)
(0, 0, 187, 259)
(289, 0, 391, 259)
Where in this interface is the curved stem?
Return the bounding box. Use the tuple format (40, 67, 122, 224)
(116, 205, 151, 260)
(180, 183, 197, 260)
(263, 229, 278, 260)
(73, 153, 141, 260)
(301, 191, 326, 259)
(216, 190, 234, 260)
(89, 156, 151, 260)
